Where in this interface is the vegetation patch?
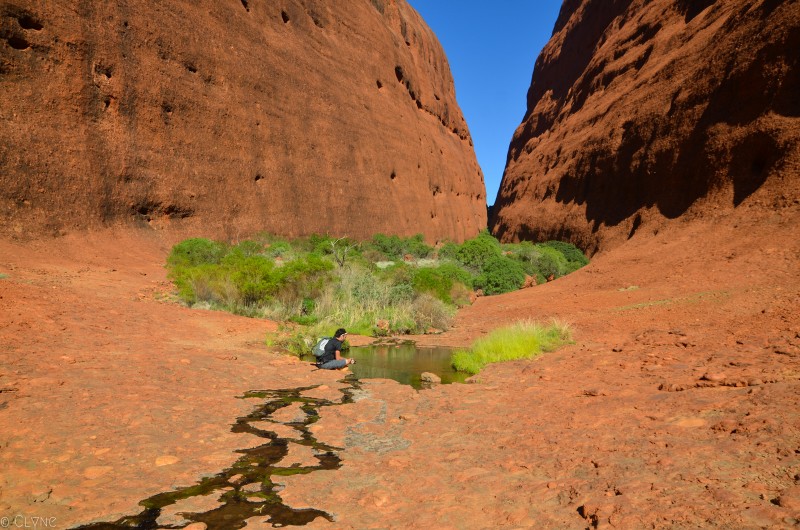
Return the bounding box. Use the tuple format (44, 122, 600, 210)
(165, 231, 588, 350)
(451, 320, 573, 375)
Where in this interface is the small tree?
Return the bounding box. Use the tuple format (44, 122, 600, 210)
(329, 237, 359, 267)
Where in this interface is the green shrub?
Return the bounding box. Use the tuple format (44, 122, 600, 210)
(167, 238, 226, 268)
(226, 254, 277, 305)
(542, 240, 589, 269)
(370, 234, 404, 260)
(411, 293, 455, 332)
(412, 262, 475, 304)
(531, 245, 569, 279)
(449, 282, 473, 307)
(177, 264, 238, 306)
(266, 240, 292, 258)
(266, 330, 313, 358)
(474, 255, 526, 295)
(165, 233, 588, 341)
(405, 234, 434, 259)
(451, 320, 572, 374)
(436, 241, 460, 261)
(412, 267, 452, 304)
(231, 240, 265, 257)
(455, 231, 502, 270)
(389, 282, 415, 304)
(436, 262, 475, 289)
(369, 233, 432, 260)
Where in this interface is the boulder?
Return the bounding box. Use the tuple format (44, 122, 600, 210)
(420, 372, 441, 384)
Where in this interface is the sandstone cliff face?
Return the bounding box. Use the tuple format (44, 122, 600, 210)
(0, 0, 486, 242)
(490, 0, 799, 253)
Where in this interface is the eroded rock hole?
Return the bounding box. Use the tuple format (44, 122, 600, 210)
(184, 62, 197, 74)
(17, 15, 43, 30)
(395, 66, 404, 83)
(628, 213, 642, 239)
(254, 173, 264, 182)
(6, 36, 30, 50)
(376, 79, 383, 89)
(390, 170, 397, 181)
(281, 11, 290, 23)
(94, 64, 113, 79)
(240, 0, 250, 12)
(679, 0, 716, 22)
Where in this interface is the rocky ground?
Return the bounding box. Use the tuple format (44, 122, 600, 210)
(0, 204, 798, 529)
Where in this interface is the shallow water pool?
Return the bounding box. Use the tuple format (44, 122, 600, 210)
(345, 342, 468, 389)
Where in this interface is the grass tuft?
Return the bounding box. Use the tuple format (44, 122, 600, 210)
(451, 320, 572, 375)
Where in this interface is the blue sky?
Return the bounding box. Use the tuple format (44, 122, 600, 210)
(407, 1, 563, 206)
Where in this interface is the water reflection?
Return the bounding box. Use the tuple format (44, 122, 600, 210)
(348, 343, 468, 389)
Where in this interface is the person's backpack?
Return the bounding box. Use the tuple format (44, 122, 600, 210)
(312, 337, 331, 358)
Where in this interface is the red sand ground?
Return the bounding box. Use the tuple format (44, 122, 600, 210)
(0, 204, 798, 528)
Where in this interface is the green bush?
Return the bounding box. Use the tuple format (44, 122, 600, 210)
(474, 255, 526, 295)
(451, 320, 572, 374)
(226, 254, 277, 305)
(412, 263, 475, 304)
(412, 267, 452, 304)
(411, 293, 455, 332)
(542, 240, 589, 269)
(455, 231, 502, 270)
(165, 233, 588, 340)
(436, 241, 460, 261)
(168, 238, 226, 268)
(531, 245, 569, 279)
(370, 234, 404, 260)
(369, 233, 433, 260)
(405, 234, 434, 259)
(266, 240, 292, 258)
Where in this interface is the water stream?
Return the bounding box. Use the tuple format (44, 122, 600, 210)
(73, 377, 362, 529)
(73, 344, 463, 528)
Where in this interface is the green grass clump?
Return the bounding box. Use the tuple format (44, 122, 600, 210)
(451, 320, 572, 374)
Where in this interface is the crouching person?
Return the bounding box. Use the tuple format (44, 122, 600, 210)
(319, 328, 356, 369)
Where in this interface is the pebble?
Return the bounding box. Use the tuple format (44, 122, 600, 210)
(155, 455, 179, 466)
(701, 372, 726, 382)
(83, 466, 112, 479)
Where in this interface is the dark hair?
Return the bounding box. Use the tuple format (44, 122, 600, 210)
(334, 328, 347, 339)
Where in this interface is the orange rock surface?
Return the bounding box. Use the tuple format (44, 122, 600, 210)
(491, 0, 799, 253)
(0, 0, 486, 242)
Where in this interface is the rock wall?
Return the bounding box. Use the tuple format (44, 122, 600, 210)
(490, 0, 799, 253)
(0, 0, 486, 242)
